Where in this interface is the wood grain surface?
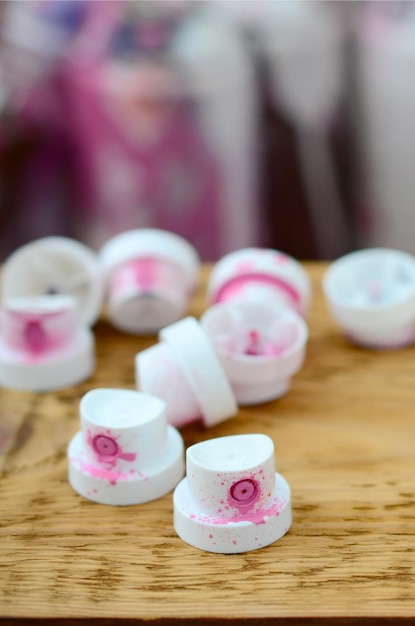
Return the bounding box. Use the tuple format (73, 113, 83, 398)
(1, 263, 415, 625)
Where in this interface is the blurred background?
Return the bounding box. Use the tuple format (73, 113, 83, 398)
(0, 0, 413, 262)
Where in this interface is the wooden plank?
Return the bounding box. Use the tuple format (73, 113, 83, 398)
(1, 263, 415, 624)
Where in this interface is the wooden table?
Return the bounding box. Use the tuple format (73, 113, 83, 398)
(1, 262, 415, 625)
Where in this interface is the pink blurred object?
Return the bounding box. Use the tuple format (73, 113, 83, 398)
(1, 1, 260, 261)
(64, 55, 223, 260)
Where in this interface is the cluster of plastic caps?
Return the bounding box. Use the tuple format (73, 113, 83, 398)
(0, 229, 313, 553)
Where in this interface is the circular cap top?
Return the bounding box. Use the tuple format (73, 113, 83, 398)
(99, 229, 200, 290)
(187, 434, 274, 473)
(80, 388, 166, 430)
(208, 248, 311, 315)
(322, 248, 415, 312)
(1, 237, 104, 326)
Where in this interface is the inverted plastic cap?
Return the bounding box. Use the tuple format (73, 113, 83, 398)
(136, 316, 238, 428)
(201, 301, 308, 404)
(1, 237, 104, 327)
(99, 229, 200, 290)
(323, 248, 415, 348)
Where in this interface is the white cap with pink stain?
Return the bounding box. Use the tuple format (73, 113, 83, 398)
(68, 388, 184, 506)
(135, 316, 238, 428)
(1, 236, 105, 327)
(0, 294, 95, 392)
(200, 301, 308, 405)
(174, 434, 292, 553)
(323, 248, 415, 349)
(207, 248, 311, 317)
(99, 229, 200, 335)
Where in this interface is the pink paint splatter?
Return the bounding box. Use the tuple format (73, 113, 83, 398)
(214, 273, 300, 309)
(274, 253, 288, 265)
(195, 496, 287, 527)
(113, 257, 160, 292)
(24, 320, 48, 353)
(133, 257, 158, 290)
(368, 279, 382, 301)
(243, 330, 283, 358)
(235, 260, 255, 273)
(87, 431, 136, 467)
(77, 461, 130, 486)
(4, 309, 70, 358)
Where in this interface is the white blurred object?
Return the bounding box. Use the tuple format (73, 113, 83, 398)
(255, 0, 351, 258)
(323, 247, 415, 349)
(1, 1, 80, 108)
(355, 1, 415, 254)
(174, 4, 260, 253)
(0, 294, 95, 392)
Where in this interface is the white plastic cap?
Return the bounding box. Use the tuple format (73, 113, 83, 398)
(68, 388, 184, 506)
(208, 248, 311, 317)
(99, 229, 200, 334)
(1, 237, 104, 327)
(174, 434, 292, 553)
(200, 301, 308, 405)
(135, 316, 237, 428)
(323, 248, 415, 349)
(0, 294, 95, 392)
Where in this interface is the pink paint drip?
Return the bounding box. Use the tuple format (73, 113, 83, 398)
(245, 330, 261, 356)
(112, 257, 160, 293)
(132, 257, 158, 290)
(4, 309, 70, 357)
(77, 461, 131, 486)
(196, 496, 287, 527)
(24, 321, 48, 353)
